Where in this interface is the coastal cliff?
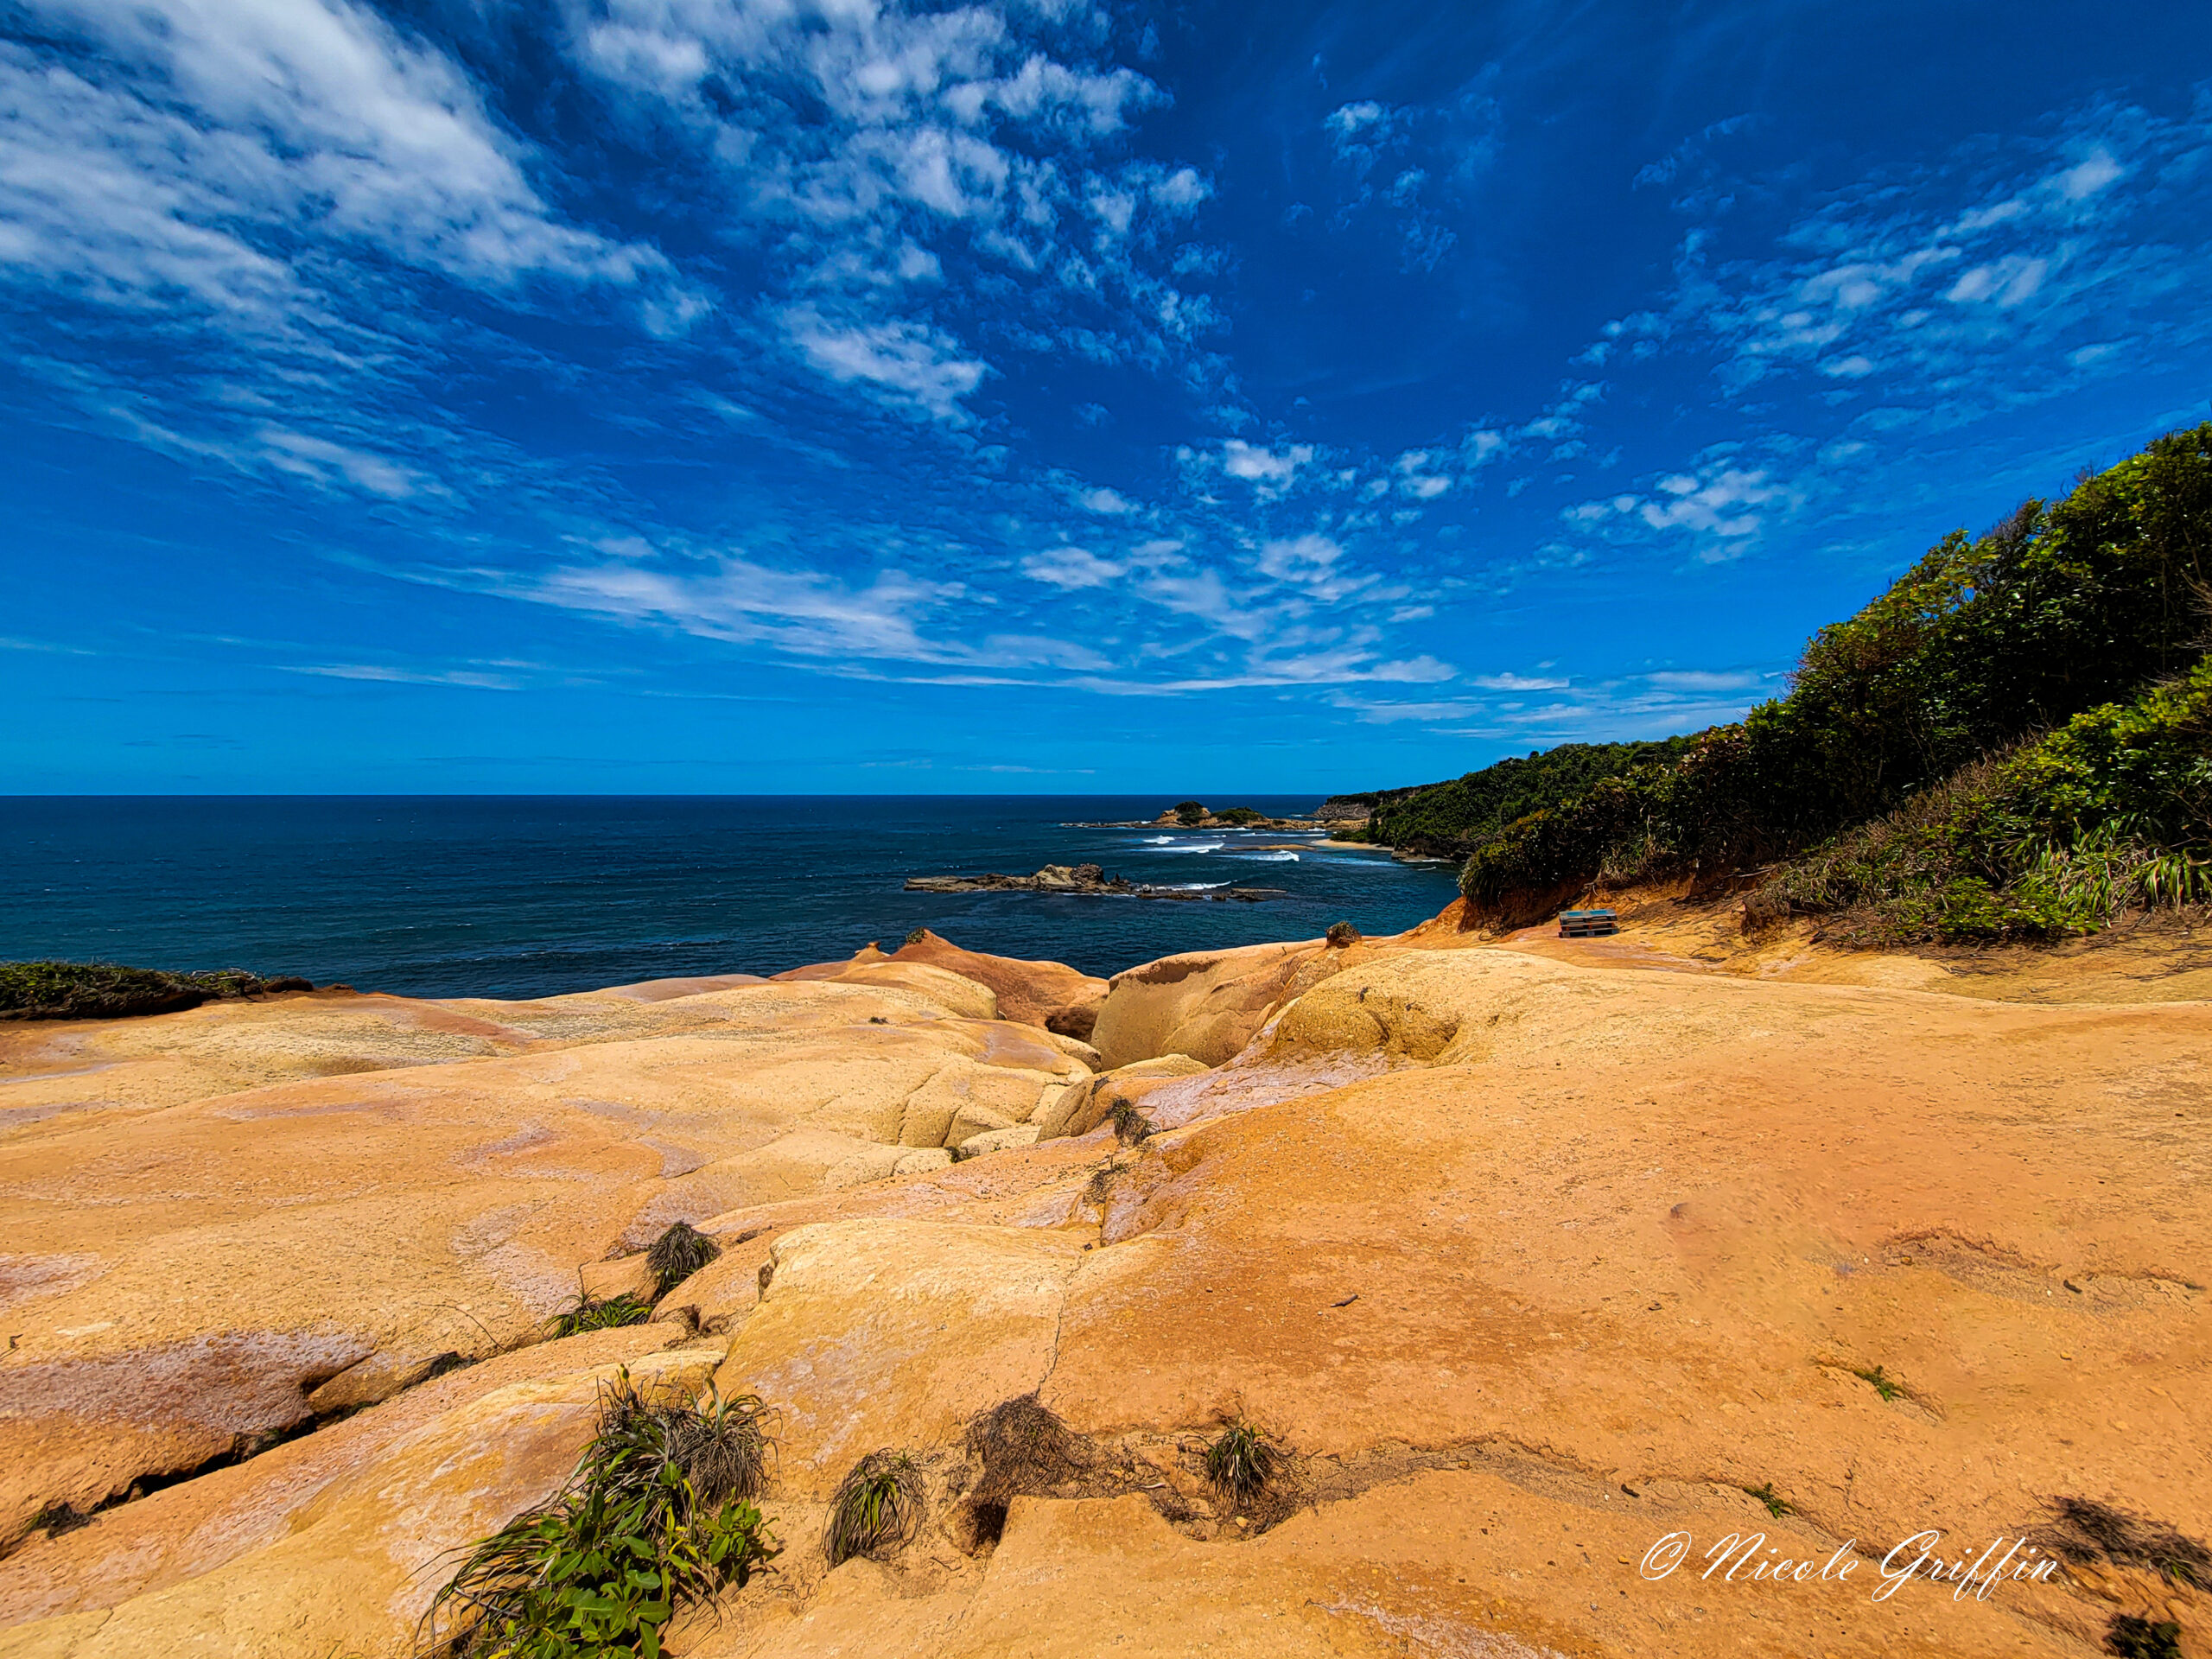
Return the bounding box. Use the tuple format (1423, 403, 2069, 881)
(1, 913, 2206, 1659)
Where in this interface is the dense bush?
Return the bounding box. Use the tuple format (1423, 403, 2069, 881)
(1358, 737, 1699, 857)
(1758, 661, 2212, 942)
(0, 962, 313, 1021)
(422, 1372, 778, 1658)
(1449, 423, 2212, 919)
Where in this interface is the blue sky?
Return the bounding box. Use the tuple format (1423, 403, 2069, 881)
(3, 0, 2210, 794)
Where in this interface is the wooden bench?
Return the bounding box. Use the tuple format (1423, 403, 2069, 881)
(1558, 908, 1618, 938)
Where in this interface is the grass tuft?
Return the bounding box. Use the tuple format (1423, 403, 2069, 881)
(1742, 1482, 1791, 1518)
(1203, 1421, 1276, 1508)
(1108, 1097, 1151, 1147)
(1852, 1364, 1904, 1402)
(549, 1292, 654, 1339)
(419, 1370, 778, 1658)
(645, 1221, 721, 1297)
(824, 1451, 925, 1567)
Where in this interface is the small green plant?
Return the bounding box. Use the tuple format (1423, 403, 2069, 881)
(549, 1293, 654, 1339)
(1173, 800, 1207, 826)
(645, 1221, 721, 1297)
(1203, 1421, 1276, 1507)
(1853, 1365, 1904, 1402)
(1743, 1482, 1792, 1518)
(1082, 1166, 1115, 1206)
(421, 1372, 779, 1658)
(824, 1451, 925, 1567)
(1108, 1097, 1151, 1147)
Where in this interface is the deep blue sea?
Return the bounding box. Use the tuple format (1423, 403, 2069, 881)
(0, 798, 1461, 998)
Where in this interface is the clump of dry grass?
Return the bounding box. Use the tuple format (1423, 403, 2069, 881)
(967, 1395, 1078, 1501)
(1109, 1097, 1151, 1147)
(645, 1220, 721, 1296)
(824, 1452, 925, 1567)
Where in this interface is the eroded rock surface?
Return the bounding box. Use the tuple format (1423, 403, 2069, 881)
(3, 924, 2209, 1659)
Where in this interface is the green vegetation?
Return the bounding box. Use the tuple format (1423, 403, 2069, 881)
(420, 1372, 778, 1658)
(1742, 1482, 1792, 1518)
(0, 961, 313, 1022)
(1173, 799, 1207, 825)
(1852, 1364, 1904, 1402)
(1352, 738, 1701, 859)
(824, 1451, 925, 1567)
(1340, 423, 2212, 938)
(1754, 664, 2212, 942)
(549, 1294, 655, 1339)
(645, 1223, 721, 1298)
(1202, 1421, 1276, 1508)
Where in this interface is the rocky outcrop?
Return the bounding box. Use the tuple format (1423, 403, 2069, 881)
(888, 931, 1108, 1040)
(1086, 938, 1353, 1068)
(6, 924, 2212, 1659)
(0, 968, 1092, 1540)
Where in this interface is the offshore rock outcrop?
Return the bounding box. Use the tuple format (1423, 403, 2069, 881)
(904, 862, 1285, 903)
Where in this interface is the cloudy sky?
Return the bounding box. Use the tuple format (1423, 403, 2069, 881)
(5, 0, 2209, 792)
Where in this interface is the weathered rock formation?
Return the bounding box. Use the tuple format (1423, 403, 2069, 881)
(3, 918, 2208, 1659)
(904, 864, 1285, 903)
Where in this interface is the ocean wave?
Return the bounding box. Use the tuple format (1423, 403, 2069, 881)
(1236, 851, 1300, 862)
(1152, 841, 1223, 854)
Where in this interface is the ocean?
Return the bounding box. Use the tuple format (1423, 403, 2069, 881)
(0, 797, 1462, 998)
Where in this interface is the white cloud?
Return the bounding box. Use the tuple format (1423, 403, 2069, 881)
(1473, 672, 1570, 691)
(1567, 461, 1802, 559)
(1221, 438, 1314, 493)
(784, 309, 988, 421)
(1, 0, 685, 307)
(1020, 547, 1123, 588)
(257, 427, 420, 498)
(1078, 486, 1135, 514)
(1325, 101, 1387, 142)
(1255, 532, 1342, 580)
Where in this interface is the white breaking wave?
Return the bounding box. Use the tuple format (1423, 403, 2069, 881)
(1153, 841, 1224, 854)
(1236, 851, 1300, 861)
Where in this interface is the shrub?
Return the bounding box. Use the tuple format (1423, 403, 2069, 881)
(1203, 1422, 1276, 1507)
(0, 962, 314, 1022)
(824, 1452, 925, 1567)
(645, 1223, 721, 1298)
(420, 1372, 779, 1658)
(1760, 661, 2212, 943)
(549, 1293, 654, 1339)
(1173, 800, 1207, 825)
